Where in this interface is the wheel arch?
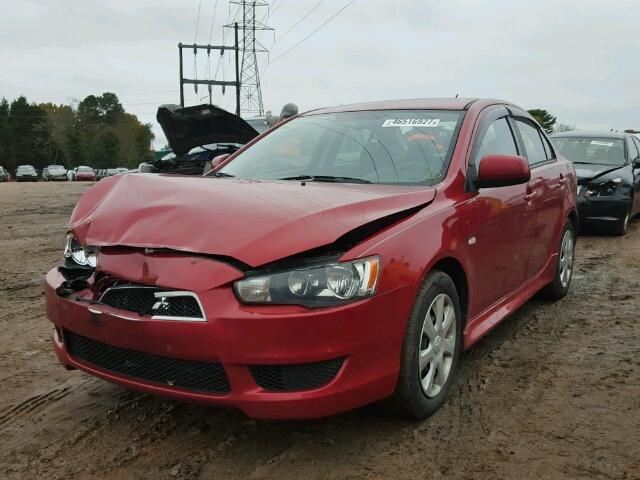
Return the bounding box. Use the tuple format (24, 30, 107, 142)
(430, 257, 469, 327)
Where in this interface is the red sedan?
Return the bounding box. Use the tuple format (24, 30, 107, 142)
(45, 98, 577, 419)
(75, 166, 96, 181)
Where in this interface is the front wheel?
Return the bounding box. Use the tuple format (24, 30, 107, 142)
(542, 220, 575, 300)
(612, 207, 631, 236)
(389, 271, 462, 419)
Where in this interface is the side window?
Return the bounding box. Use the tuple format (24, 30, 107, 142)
(539, 131, 556, 160)
(632, 137, 640, 161)
(515, 119, 547, 165)
(627, 137, 639, 161)
(476, 117, 518, 162)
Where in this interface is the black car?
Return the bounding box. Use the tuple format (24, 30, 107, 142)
(551, 131, 640, 235)
(139, 104, 261, 175)
(15, 165, 38, 182)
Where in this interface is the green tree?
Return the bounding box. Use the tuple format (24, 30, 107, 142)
(0, 98, 11, 169)
(8, 96, 51, 170)
(527, 109, 557, 134)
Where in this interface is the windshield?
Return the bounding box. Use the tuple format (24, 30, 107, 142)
(78, 166, 93, 172)
(17, 166, 35, 173)
(217, 110, 464, 185)
(552, 137, 626, 166)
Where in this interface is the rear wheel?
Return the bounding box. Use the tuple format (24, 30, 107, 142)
(542, 220, 575, 300)
(389, 271, 462, 419)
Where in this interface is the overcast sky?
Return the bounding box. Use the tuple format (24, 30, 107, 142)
(2, 0, 639, 148)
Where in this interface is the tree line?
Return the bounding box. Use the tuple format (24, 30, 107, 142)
(0, 92, 154, 172)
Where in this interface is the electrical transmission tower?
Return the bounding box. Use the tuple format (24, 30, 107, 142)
(226, 1, 273, 116)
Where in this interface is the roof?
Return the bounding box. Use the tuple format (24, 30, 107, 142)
(551, 130, 629, 140)
(303, 98, 509, 115)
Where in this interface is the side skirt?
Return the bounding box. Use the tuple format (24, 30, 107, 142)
(462, 253, 558, 349)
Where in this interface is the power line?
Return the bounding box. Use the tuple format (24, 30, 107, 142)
(194, 0, 203, 43)
(271, 0, 286, 15)
(276, 0, 326, 43)
(268, 0, 356, 65)
(207, 0, 220, 43)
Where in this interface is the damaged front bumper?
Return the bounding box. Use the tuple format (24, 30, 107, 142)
(45, 251, 413, 419)
(577, 191, 631, 228)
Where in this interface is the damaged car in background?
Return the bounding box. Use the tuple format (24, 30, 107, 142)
(138, 104, 267, 175)
(552, 131, 640, 235)
(46, 98, 577, 420)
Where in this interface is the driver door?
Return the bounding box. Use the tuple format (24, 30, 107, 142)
(467, 109, 537, 316)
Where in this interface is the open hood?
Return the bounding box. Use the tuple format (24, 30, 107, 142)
(157, 104, 260, 156)
(69, 174, 436, 268)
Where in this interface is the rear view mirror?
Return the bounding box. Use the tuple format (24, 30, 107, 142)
(476, 154, 531, 188)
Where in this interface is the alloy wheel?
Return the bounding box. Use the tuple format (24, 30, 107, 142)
(419, 293, 456, 398)
(558, 229, 574, 288)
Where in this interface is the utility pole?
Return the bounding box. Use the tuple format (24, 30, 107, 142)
(178, 23, 241, 116)
(226, 1, 273, 116)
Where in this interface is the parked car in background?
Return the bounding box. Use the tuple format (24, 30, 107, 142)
(46, 98, 577, 420)
(138, 104, 261, 175)
(0, 166, 9, 182)
(15, 165, 38, 182)
(551, 131, 640, 235)
(116, 167, 129, 174)
(74, 166, 96, 181)
(42, 165, 67, 181)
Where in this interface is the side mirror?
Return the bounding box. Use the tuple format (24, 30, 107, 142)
(633, 158, 640, 168)
(203, 153, 231, 175)
(476, 154, 531, 188)
(211, 153, 230, 170)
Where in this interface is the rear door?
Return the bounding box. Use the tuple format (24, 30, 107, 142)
(512, 116, 566, 279)
(467, 107, 536, 314)
(631, 137, 640, 215)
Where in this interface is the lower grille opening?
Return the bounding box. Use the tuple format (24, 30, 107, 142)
(250, 358, 345, 392)
(64, 331, 229, 394)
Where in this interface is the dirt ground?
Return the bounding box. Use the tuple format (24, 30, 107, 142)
(0, 181, 639, 480)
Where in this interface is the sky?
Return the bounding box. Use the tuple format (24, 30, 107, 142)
(2, 0, 640, 148)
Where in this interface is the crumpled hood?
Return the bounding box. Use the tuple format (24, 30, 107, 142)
(69, 174, 436, 267)
(575, 164, 624, 182)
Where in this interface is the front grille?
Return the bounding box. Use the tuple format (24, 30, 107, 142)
(99, 286, 204, 320)
(64, 331, 230, 393)
(250, 358, 344, 392)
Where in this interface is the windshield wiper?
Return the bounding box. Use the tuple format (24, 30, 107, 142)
(279, 175, 372, 184)
(210, 172, 235, 178)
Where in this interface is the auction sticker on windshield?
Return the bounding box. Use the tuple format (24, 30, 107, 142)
(590, 140, 615, 147)
(382, 118, 440, 128)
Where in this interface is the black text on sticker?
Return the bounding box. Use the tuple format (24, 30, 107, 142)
(382, 118, 441, 128)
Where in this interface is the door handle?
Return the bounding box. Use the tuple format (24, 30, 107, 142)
(557, 173, 567, 186)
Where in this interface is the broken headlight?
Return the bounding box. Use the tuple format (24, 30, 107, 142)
(585, 177, 621, 197)
(64, 234, 99, 268)
(234, 257, 380, 308)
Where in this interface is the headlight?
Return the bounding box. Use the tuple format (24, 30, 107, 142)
(234, 256, 380, 307)
(585, 177, 621, 197)
(64, 234, 98, 267)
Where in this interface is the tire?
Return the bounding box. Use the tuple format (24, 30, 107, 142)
(541, 220, 576, 300)
(389, 270, 462, 419)
(612, 206, 631, 236)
